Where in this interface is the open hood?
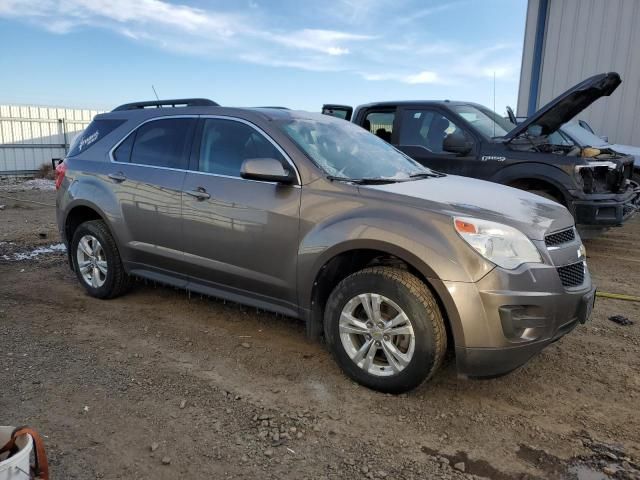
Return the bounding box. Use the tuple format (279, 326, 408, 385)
(503, 72, 621, 142)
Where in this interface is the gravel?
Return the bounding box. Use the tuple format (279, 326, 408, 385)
(2, 189, 639, 479)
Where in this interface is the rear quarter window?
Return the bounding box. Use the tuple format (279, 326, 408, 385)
(67, 119, 126, 157)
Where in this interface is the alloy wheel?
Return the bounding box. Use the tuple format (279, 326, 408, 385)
(76, 234, 108, 288)
(339, 293, 416, 377)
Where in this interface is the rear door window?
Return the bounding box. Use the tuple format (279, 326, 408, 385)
(322, 105, 353, 121)
(113, 132, 135, 162)
(363, 111, 395, 143)
(127, 118, 196, 169)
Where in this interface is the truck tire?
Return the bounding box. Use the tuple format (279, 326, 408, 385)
(71, 220, 130, 299)
(324, 267, 447, 393)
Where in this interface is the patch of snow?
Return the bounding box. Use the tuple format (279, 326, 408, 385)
(0, 178, 56, 191)
(3, 243, 66, 261)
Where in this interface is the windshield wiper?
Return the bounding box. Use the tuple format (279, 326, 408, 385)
(409, 171, 445, 179)
(326, 175, 405, 185)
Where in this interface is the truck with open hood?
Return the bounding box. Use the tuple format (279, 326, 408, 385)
(322, 72, 639, 236)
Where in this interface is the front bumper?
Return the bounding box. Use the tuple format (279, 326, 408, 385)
(436, 259, 595, 378)
(571, 181, 640, 226)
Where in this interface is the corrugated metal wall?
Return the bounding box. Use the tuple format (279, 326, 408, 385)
(517, 0, 640, 146)
(0, 105, 103, 174)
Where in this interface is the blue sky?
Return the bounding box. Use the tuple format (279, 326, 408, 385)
(0, 0, 527, 113)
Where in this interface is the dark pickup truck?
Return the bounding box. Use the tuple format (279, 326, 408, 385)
(322, 73, 639, 236)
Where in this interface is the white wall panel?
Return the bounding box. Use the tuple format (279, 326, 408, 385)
(0, 104, 104, 174)
(518, 0, 640, 145)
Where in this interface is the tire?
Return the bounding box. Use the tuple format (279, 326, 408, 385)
(324, 266, 447, 393)
(70, 220, 130, 299)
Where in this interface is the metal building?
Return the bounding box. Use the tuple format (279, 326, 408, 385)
(0, 105, 102, 175)
(517, 0, 640, 146)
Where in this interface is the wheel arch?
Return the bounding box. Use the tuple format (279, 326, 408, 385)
(305, 242, 457, 351)
(63, 201, 110, 244)
(506, 177, 569, 205)
(492, 163, 573, 203)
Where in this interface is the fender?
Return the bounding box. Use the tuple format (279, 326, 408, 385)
(61, 167, 131, 261)
(296, 210, 494, 312)
(491, 162, 578, 207)
(492, 162, 575, 195)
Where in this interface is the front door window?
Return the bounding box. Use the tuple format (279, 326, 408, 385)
(398, 109, 467, 154)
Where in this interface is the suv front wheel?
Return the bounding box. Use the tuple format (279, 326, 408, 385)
(71, 220, 130, 299)
(324, 267, 447, 393)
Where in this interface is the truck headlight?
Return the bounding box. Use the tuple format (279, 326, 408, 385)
(453, 217, 542, 269)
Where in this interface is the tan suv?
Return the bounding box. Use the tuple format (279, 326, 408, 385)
(55, 99, 595, 392)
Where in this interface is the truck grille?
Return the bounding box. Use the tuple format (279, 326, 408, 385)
(557, 261, 585, 288)
(545, 227, 575, 248)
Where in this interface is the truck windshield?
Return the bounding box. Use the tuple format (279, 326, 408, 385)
(451, 104, 514, 138)
(278, 116, 434, 181)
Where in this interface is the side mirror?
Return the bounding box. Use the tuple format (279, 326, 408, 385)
(240, 158, 295, 184)
(600, 135, 609, 143)
(442, 131, 473, 155)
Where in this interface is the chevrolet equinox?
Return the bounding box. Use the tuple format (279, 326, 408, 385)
(55, 99, 596, 393)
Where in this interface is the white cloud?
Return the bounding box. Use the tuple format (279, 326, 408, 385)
(361, 70, 442, 84)
(0, 0, 522, 89)
(393, 1, 467, 26)
(262, 28, 371, 56)
(404, 71, 440, 84)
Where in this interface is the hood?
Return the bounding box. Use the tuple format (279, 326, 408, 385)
(364, 175, 574, 240)
(503, 72, 621, 142)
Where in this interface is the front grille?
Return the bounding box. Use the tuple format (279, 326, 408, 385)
(623, 203, 636, 218)
(557, 261, 585, 288)
(545, 227, 575, 248)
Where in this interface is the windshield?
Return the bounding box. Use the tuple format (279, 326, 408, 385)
(451, 104, 514, 138)
(278, 116, 433, 180)
(561, 122, 609, 147)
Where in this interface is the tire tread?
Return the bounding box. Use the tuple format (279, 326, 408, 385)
(325, 266, 447, 392)
(72, 220, 130, 299)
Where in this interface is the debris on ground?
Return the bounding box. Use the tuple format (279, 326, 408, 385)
(608, 314, 634, 326)
(1, 243, 66, 261)
(0, 178, 56, 192)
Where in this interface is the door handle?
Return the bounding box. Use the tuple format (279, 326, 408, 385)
(108, 172, 127, 183)
(185, 187, 211, 200)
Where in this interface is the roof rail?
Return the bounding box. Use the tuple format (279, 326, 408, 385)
(112, 98, 219, 112)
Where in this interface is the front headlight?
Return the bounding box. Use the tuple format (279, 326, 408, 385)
(453, 217, 542, 269)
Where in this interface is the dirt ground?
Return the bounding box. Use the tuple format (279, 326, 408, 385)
(1, 182, 639, 480)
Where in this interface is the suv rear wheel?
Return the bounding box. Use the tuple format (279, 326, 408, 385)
(71, 220, 130, 299)
(324, 267, 447, 393)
